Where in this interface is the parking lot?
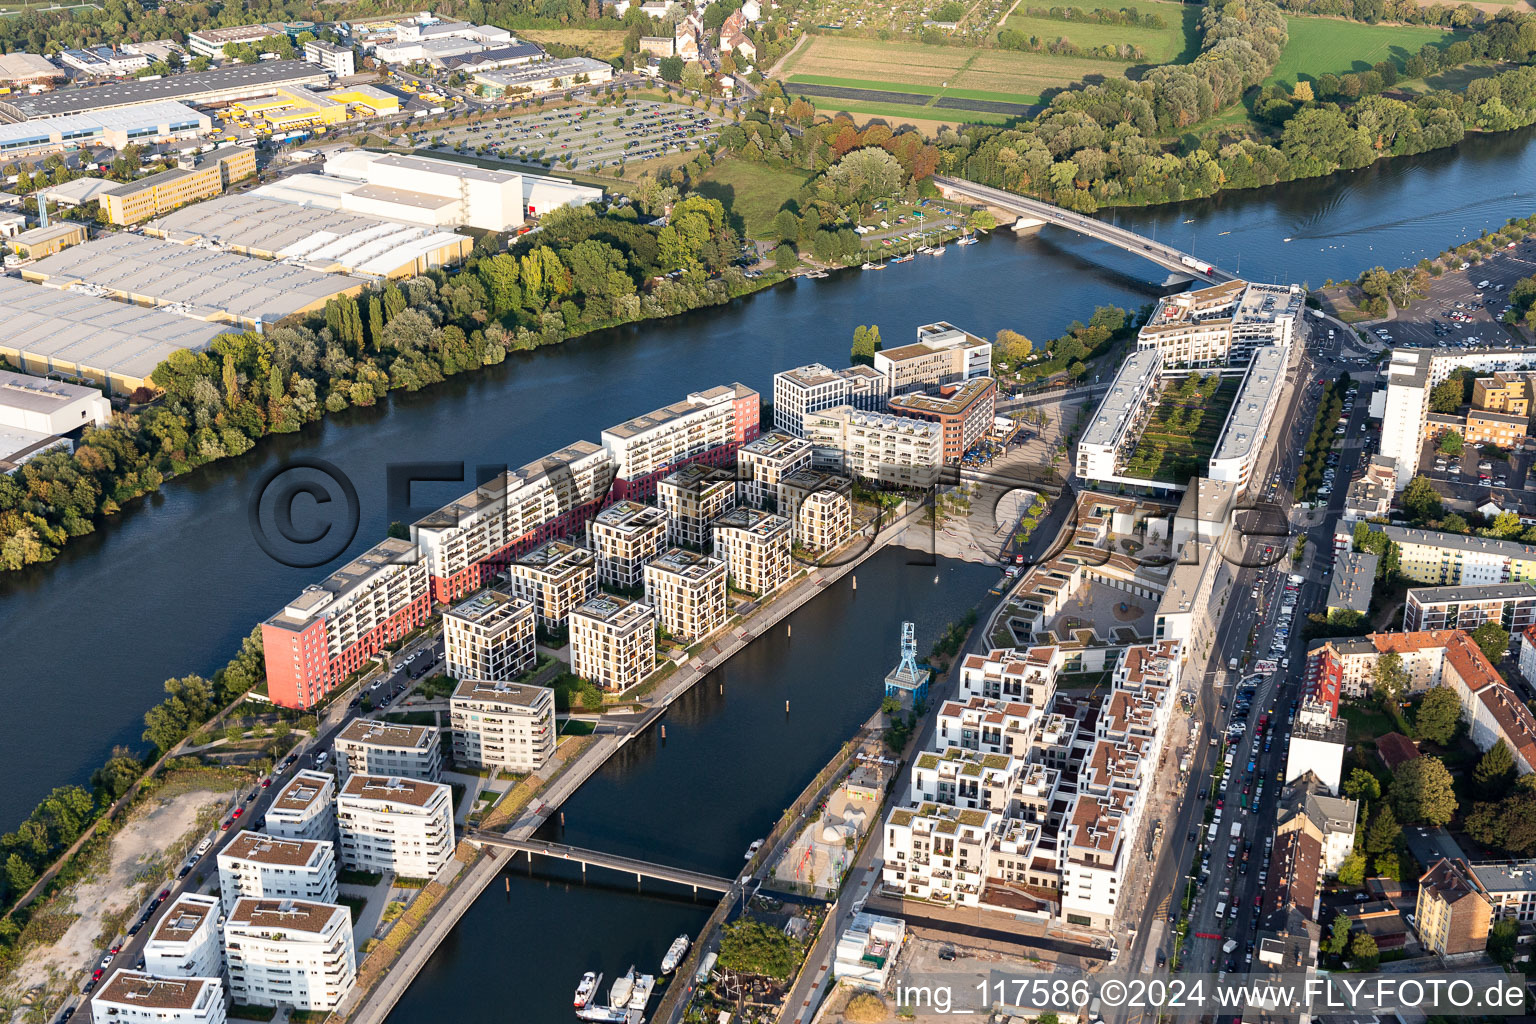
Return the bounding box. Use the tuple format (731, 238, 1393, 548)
(1380, 237, 1536, 349)
(414, 99, 721, 174)
(1416, 433, 1535, 504)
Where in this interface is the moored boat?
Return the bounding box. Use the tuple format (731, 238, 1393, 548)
(574, 971, 601, 1009)
(610, 966, 636, 1008)
(574, 1005, 630, 1023)
(660, 935, 690, 975)
(628, 974, 656, 1010)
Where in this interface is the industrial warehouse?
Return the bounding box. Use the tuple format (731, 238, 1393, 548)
(145, 193, 474, 278)
(0, 61, 330, 120)
(0, 102, 210, 159)
(21, 234, 369, 330)
(0, 276, 232, 395)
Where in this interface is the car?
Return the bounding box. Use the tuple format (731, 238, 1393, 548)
(260, 777, 271, 788)
(231, 807, 243, 819)
(221, 820, 232, 831)
(91, 968, 104, 981)
(98, 955, 112, 969)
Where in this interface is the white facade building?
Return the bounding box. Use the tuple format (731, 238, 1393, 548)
(0, 368, 111, 435)
(442, 590, 536, 683)
(216, 832, 338, 915)
(587, 500, 669, 590)
(262, 769, 337, 844)
(736, 430, 814, 509)
(771, 363, 887, 437)
(336, 774, 456, 877)
(333, 719, 442, 784)
(1206, 345, 1285, 494)
(92, 972, 224, 1024)
(802, 406, 944, 488)
(450, 679, 556, 772)
(1136, 280, 1301, 368)
(223, 898, 356, 1011)
(872, 322, 992, 395)
(1075, 348, 1162, 483)
(600, 383, 758, 495)
(303, 39, 356, 76)
(144, 894, 222, 979)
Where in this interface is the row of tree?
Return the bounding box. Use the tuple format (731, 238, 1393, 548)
(1015, 5, 1168, 28)
(994, 30, 1147, 61)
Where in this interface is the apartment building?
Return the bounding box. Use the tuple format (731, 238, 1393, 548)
(92, 972, 224, 1024)
(144, 894, 222, 979)
(958, 646, 1062, 707)
(1207, 345, 1285, 494)
(101, 146, 256, 225)
(1135, 280, 1301, 367)
(1403, 582, 1536, 633)
(1369, 524, 1536, 585)
(1276, 775, 1358, 873)
(442, 590, 536, 683)
(881, 803, 996, 905)
(568, 595, 656, 691)
(262, 770, 336, 845)
(657, 464, 737, 548)
(873, 322, 992, 395)
(1344, 454, 1398, 522)
(586, 500, 668, 590)
(411, 441, 615, 602)
(1474, 372, 1531, 415)
(336, 774, 455, 877)
(712, 507, 792, 596)
(736, 430, 813, 509)
(1075, 349, 1163, 481)
(935, 696, 1041, 759)
(1467, 859, 1536, 923)
(449, 679, 555, 772)
(216, 832, 338, 915)
(771, 363, 888, 437)
(304, 39, 356, 76)
(802, 406, 944, 488)
(1416, 858, 1493, 955)
(643, 547, 727, 642)
(261, 537, 431, 709)
(507, 540, 597, 632)
(1282, 704, 1348, 796)
(909, 747, 1023, 816)
(223, 898, 356, 1011)
(779, 470, 853, 554)
(1325, 549, 1377, 617)
(600, 383, 759, 500)
(1466, 407, 1528, 447)
(887, 377, 997, 462)
(333, 719, 442, 784)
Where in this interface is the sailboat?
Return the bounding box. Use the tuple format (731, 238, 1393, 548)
(955, 229, 978, 246)
(891, 235, 916, 264)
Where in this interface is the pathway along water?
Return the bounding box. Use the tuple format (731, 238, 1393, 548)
(2, 125, 1535, 832)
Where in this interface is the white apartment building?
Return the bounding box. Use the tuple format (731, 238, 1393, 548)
(333, 719, 442, 784)
(144, 894, 222, 979)
(262, 769, 337, 844)
(873, 322, 992, 395)
(442, 590, 536, 683)
(336, 774, 455, 877)
(569, 595, 656, 691)
(216, 832, 338, 915)
(771, 363, 887, 437)
(410, 440, 614, 602)
(779, 470, 853, 553)
(802, 406, 944, 488)
(223, 898, 356, 1011)
(957, 646, 1063, 706)
(600, 383, 759, 497)
(712, 507, 792, 596)
(450, 679, 555, 772)
(736, 430, 813, 509)
(657, 464, 738, 548)
(507, 540, 598, 632)
(935, 696, 1041, 759)
(881, 803, 996, 905)
(587, 500, 669, 590)
(643, 547, 727, 642)
(1075, 348, 1162, 482)
(92, 972, 225, 1024)
(303, 39, 355, 76)
(1207, 345, 1285, 494)
(1135, 280, 1301, 367)
(909, 746, 1023, 815)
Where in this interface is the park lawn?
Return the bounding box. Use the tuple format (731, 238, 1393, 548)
(1265, 16, 1464, 88)
(998, 0, 1201, 65)
(1394, 60, 1514, 95)
(695, 158, 812, 238)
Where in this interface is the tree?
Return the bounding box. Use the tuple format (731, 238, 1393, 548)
(1489, 918, 1519, 964)
(1429, 375, 1466, 413)
(1325, 913, 1351, 955)
(1475, 739, 1516, 793)
(1471, 621, 1510, 663)
(1401, 474, 1443, 524)
(90, 747, 143, 801)
(994, 328, 1032, 365)
(4, 854, 34, 896)
(658, 56, 684, 82)
(1336, 850, 1367, 886)
(1372, 652, 1408, 704)
(716, 919, 804, 979)
(771, 243, 796, 270)
(1344, 768, 1382, 802)
(1414, 686, 1462, 745)
(1390, 756, 1457, 825)
(850, 324, 881, 366)
(1364, 805, 1401, 857)
(1438, 430, 1464, 456)
(1348, 930, 1380, 968)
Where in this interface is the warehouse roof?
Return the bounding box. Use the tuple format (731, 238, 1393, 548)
(22, 233, 368, 327)
(2, 61, 327, 118)
(0, 101, 206, 151)
(0, 276, 229, 383)
(0, 53, 63, 82)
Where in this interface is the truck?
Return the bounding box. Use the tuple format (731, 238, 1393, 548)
(1230, 821, 1242, 840)
(1181, 255, 1215, 275)
(1229, 657, 1239, 670)
(1215, 902, 1227, 919)
(1223, 939, 1238, 954)
(1180, 754, 1192, 774)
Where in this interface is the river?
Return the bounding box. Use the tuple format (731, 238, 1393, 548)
(3, 122, 1536, 1014)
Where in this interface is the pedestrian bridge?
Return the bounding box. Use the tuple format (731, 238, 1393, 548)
(932, 176, 1236, 284)
(466, 833, 737, 893)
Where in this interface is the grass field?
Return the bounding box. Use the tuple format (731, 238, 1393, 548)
(998, 0, 1201, 65)
(695, 159, 812, 238)
(1265, 16, 1463, 87)
(518, 27, 632, 60)
(799, 97, 1015, 125)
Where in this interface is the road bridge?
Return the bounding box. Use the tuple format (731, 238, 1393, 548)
(932, 176, 1236, 284)
(465, 833, 736, 893)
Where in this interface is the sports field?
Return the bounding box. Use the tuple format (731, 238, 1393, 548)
(997, 0, 1200, 65)
(1265, 16, 1463, 87)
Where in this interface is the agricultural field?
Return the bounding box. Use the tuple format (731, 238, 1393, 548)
(997, 0, 1201, 65)
(779, 36, 1137, 123)
(696, 158, 812, 238)
(1265, 16, 1463, 88)
(1123, 374, 1239, 483)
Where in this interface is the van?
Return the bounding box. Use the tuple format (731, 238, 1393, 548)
(1479, 280, 1491, 289)
(194, 837, 212, 857)
(1215, 901, 1227, 919)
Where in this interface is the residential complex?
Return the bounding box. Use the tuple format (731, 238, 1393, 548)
(333, 720, 443, 784)
(1416, 858, 1493, 955)
(779, 470, 854, 553)
(802, 406, 944, 488)
(1075, 349, 1163, 482)
(643, 547, 728, 643)
(600, 383, 759, 500)
(215, 832, 338, 914)
(260, 538, 432, 709)
(873, 322, 992, 395)
(92, 972, 225, 1024)
(1366, 523, 1536, 585)
(712, 507, 793, 596)
(262, 770, 337, 844)
(1207, 345, 1284, 493)
(442, 590, 536, 683)
(771, 363, 887, 437)
(449, 679, 556, 772)
(144, 893, 223, 979)
(223, 898, 356, 1011)
(587, 500, 669, 590)
(1324, 549, 1376, 617)
(886, 377, 997, 462)
(336, 775, 455, 877)
(1135, 280, 1301, 367)
(1404, 582, 1536, 633)
(568, 595, 657, 691)
(507, 541, 598, 632)
(1344, 455, 1398, 522)
(657, 464, 738, 548)
(736, 430, 814, 509)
